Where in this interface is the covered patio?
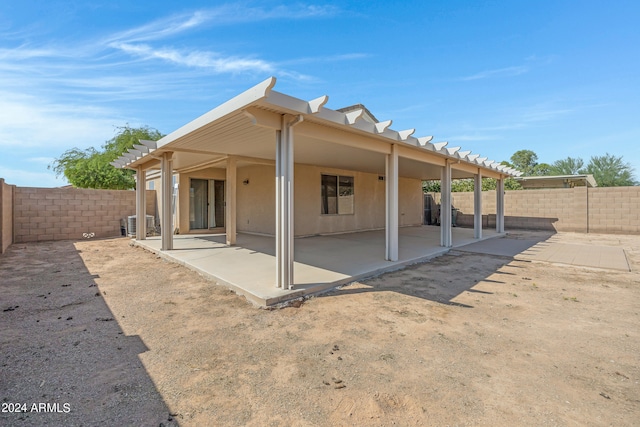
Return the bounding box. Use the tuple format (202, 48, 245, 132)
(136, 226, 501, 306)
(112, 77, 520, 304)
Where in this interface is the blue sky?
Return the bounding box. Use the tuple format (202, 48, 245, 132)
(1, 0, 638, 187)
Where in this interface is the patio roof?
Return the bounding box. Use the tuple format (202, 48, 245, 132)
(111, 77, 521, 180)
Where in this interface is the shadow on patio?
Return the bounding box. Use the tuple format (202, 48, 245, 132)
(133, 226, 545, 307)
(321, 231, 553, 307)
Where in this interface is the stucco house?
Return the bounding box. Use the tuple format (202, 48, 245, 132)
(112, 77, 520, 293)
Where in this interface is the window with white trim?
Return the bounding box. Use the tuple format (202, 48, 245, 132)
(321, 174, 354, 215)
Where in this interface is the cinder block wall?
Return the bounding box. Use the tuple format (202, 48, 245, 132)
(0, 179, 15, 253)
(429, 186, 639, 234)
(588, 186, 640, 234)
(13, 187, 156, 243)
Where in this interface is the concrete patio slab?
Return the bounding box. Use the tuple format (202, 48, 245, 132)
(135, 226, 502, 306)
(455, 236, 546, 257)
(517, 242, 631, 271)
(455, 233, 631, 272)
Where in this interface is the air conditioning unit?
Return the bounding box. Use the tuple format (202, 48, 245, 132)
(127, 215, 155, 237)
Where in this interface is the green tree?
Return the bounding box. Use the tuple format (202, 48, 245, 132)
(533, 163, 552, 176)
(50, 125, 163, 189)
(509, 150, 538, 176)
(583, 153, 638, 187)
(549, 156, 584, 175)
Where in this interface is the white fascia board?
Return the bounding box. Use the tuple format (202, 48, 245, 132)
(155, 76, 277, 149)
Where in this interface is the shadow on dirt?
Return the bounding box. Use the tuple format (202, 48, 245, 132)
(0, 240, 179, 426)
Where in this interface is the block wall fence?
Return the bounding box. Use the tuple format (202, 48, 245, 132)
(427, 186, 640, 234)
(1, 179, 638, 253)
(0, 180, 156, 252)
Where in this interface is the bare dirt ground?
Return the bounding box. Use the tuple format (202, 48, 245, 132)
(1, 231, 639, 426)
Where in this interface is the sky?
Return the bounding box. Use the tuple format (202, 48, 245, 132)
(1, 0, 639, 187)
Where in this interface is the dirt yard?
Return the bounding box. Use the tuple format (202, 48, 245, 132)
(1, 231, 638, 426)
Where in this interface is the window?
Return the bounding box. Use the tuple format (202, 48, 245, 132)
(321, 174, 354, 215)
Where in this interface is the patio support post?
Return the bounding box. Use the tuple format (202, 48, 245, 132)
(226, 156, 237, 246)
(496, 176, 505, 233)
(385, 144, 399, 261)
(474, 170, 482, 239)
(161, 152, 174, 250)
(440, 160, 452, 247)
(135, 166, 146, 240)
(276, 114, 302, 289)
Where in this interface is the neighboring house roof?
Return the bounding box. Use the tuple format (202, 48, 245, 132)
(111, 77, 521, 179)
(337, 104, 379, 123)
(516, 174, 598, 188)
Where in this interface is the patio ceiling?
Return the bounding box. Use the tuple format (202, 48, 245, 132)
(112, 77, 521, 180)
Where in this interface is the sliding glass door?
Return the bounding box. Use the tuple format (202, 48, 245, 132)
(190, 179, 225, 230)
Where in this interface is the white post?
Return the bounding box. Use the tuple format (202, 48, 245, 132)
(275, 115, 301, 289)
(496, 177, 505, 233)
(440, 161, 452, 247)
(161, 152, 174, 250)
(225, 156, 237, 246)
(135, 167, 146, 240)
(474, 170, 482, 239)
(385, 144, 399, 261)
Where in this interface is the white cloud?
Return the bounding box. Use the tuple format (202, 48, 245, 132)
(460, 65, 528, 81)
(111, 42, 276, 73)
(104, 4, 339, 45)
(0, 92, 122, 149)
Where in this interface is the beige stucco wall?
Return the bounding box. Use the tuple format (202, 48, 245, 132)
(236, 164, 423, 236)
(157, 164, 424, 236)
(12, 187, 156, 243)
(1, 179, 14, 253)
